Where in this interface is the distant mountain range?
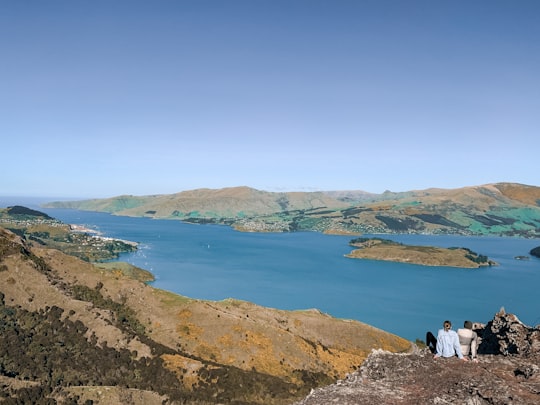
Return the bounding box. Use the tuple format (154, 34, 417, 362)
(44, 182, 540, 238)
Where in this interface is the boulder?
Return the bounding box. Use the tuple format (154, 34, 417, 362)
(479, 307, 540, 356)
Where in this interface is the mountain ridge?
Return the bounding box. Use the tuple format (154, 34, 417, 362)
(43, 182, 540, 237)
(0, 225, 411, 404)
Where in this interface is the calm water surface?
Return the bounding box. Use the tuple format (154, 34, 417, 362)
(7, 201, 540, 341)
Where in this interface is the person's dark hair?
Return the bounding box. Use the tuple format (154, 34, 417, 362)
(443, 320, 452, 331)
(464, 320, 473, 329)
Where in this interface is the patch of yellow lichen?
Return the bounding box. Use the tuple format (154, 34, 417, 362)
(244, 330, 273, 350)
(314, 345, 367, 376)
(285, 335, 370, 379)
(218, 333, 234, 347)
(360, 328, 411, 353)
(281, 336, 323, 376)
(377, 335, 412, 353)
(176, 322, 204, 339)
(177, 309, 192, 320)
(232, 323, 243, 333)
(111, 269, 123, 279)
(194, 341, 220, 362)
(233, 328, 296, 379)
(161, 354, 205, 390)
(216, 333, 243, 366)
(222, 354, 237, 365)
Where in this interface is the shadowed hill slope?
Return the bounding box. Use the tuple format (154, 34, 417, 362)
(43, 183, 540, 237)
(0, 226, 410, 404)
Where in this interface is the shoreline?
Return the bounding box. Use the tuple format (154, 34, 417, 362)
(70, 223, 138, 247)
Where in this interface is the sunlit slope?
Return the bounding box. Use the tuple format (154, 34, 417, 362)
(44, 183, 540, 237)
(345, 183, 540, 237)
(0, 226, 410, 404)
(46, 186, 350, 217)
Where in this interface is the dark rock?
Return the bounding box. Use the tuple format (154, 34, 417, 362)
(6, 206, 52, 219)
(479, 307, 540, 356)
(294, 310, 540, 405)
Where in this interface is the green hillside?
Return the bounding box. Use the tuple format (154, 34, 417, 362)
(43, 183, 540, 238)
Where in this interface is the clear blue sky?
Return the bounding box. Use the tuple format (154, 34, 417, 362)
(2, 1, 539, 198)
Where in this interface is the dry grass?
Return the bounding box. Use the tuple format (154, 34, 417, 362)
(347, 241, 485, 268)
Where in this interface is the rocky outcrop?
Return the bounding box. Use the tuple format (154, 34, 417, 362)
(295, 309, 540, 404)
(479, 308, 540, 356)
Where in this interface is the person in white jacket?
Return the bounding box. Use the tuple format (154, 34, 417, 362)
(457, 320, 478, 361)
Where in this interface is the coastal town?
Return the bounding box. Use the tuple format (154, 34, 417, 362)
(0, 206, 137, 262)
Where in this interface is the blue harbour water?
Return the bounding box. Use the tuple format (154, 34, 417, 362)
(4, 198, 540, 341)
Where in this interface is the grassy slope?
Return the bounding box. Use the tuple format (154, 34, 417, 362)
(0, 227, 411, 404)
(346, 238, 494, 268)
(43, 183, 540, 237)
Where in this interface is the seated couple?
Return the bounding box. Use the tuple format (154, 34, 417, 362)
(426, 320, 478, 361)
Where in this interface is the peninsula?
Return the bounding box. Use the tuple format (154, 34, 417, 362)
(346, 237, 496, 268)
(0, 205, 137, 263)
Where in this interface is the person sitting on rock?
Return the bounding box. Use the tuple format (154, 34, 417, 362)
(457, 320, 478, 361)
(434, 320, 467, 361)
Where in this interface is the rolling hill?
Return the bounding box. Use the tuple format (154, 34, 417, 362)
(0, 224, 411, 404)
(44, 183, 540, 237)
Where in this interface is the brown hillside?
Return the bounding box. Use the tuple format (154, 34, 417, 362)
(494, 182, 540, 206)
(43, 183, 540, 237)
(45, 186, 350, 219)
(0, 226, 411, 404)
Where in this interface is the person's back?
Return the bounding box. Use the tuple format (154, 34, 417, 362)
(435, 320, 466, 360)
(457, 320, 478, 360)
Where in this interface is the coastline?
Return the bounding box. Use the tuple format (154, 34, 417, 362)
(69, 223, 138, 247)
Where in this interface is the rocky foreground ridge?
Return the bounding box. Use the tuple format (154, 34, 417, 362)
(0, 226, 410, 404)
(43, 182, 540, 238)
(295, 309, 540, 405)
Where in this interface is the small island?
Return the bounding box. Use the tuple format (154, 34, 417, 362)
(346, 237, 496, 268)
